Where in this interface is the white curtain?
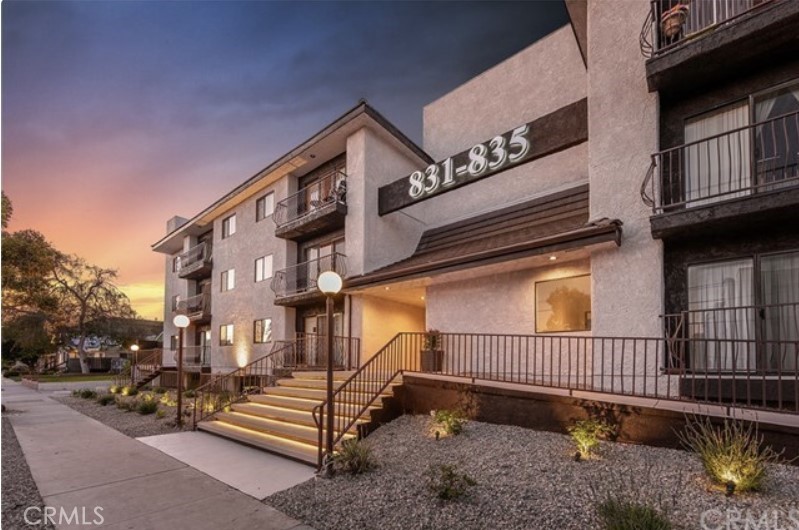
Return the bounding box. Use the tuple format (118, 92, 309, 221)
(684, 102, 751, 206)
(688, 259, 754, 371)
(760, 252, 799, 371)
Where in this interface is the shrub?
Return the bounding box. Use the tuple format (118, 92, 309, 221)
(137, 400, 158, 415)
(96, 394, 115, 406)
(596, 498, 672, 530)
(425, 464, 476, 501)
(115, 396, 137, 411)
(108, 385, 121, 394)
(76, 388, 97, 399)
(568, 418, 615, 460)
(121, 386, 138, 396)
(160, 393, 178, 407)
(432, 409, 466, 436)
(153, 387, 167, 394)
(183, 389, 196, 398)
(333, 439, 377, 475)
(4, 370, 20, 378)
(678, 416, 783, 493)
(156, 408, 167, 419)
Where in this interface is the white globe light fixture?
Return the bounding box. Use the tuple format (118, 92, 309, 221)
(130, 344, 139, 352)
(317, 271, 343, 295)
(173, 314, 190, 328)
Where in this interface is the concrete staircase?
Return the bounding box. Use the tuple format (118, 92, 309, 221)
(197, 371, 401, 465)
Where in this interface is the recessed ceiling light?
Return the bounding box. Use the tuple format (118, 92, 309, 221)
(549, 255, 557, 261)
(385, 287, 390, 291)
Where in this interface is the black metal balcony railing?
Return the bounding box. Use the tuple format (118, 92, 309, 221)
(270, 253, 347, 298)
(664, 302, 799, 373)
(642, 110, 799, 213)
(177, 242, 212, 278)
(640, 0, 765, 58)
(172, 346, 211, 368)
(176, 292, 211, 322)
(273, 170, 347, 228)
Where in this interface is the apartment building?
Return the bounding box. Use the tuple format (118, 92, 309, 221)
(149, 0, 798, 465)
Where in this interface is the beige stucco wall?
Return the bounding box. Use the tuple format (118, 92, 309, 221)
(351, 295, 426, 361)
(587, 0, 662, 339)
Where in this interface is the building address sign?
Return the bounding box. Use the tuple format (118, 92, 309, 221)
(377, 98, 588, 216)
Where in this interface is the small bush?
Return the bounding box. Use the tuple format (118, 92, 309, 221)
(96, 394, 115, 406)
(115, 396, 137, 411)
(137, 400, 158, 415)
(596, 498, 672, 530)
(156, 408, 167, 419)
(4, 371, 20, 378)
(153, 387, 167, 394)
(77, 388, 98, 399)
(678, 416, 783, 493)
(108, 385, 121, 394)
(568, 418, 615, 459)
(121, 386, 138, 396)
(183, 389, 196, 398)
(425, 464, 476, 501)
(159, 393, 178, 407)
(432, 409, 466, 436)
(333, 439, 377, 475)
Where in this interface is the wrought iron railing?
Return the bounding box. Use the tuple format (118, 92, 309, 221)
(663, 302, 799, 373)
(177, 242, 212, 276)
(642, 110, 799, 212)
(172, 346, 211, 369)
(176, 292, 211, 321)
(313, 331, 799, 467)
(130, 348, 162, 387)
(273, 170, 347, 227)
(271, 253, 347, 298)
(640, 0, 766, 58)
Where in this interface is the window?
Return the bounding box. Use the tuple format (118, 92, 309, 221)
(255, 255, 273, 282)
(222, 214, 236, 239)
(219, 324, 234, 346)
(253, 319, 272, 344)
(170, 335, 178, 351)
(172, 256, 181, 273)
(535, 275, 591, 333)
(171, 295, 180, 312)
(221, 269, 235, 292)
(686, 250, 799, 372)
(256, 193, 274, 222)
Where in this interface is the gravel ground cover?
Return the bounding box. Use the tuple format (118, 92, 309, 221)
(266, 415, 799, 530)
(2, 412, 54, 530)
(53, 395, 191, 438)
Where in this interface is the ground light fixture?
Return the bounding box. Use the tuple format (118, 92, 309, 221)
(317, 271, 342, 474)
(173, 314, 190, 427)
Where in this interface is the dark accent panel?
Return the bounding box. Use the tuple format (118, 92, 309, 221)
(646, 0, 799, 96)
(377, 98, 588, 216)
(660, 62, 799, 151)
(663, 225, 799, 315)
(650, 187, 799, 239)
(399, 376, 799, 461)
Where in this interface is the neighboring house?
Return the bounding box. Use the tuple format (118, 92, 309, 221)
(152, 0, 799, 465)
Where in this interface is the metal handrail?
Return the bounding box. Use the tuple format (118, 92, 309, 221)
(313, 330, 799, 468)
(642, 109, 799, 212)
(192, 341, 296, 427)
(130, 348, 162, 386)
(273, 170, 347, 227)
(640, 0, 767, 58)
(271, 253, 347, 298)
(176, 292, 211, 319)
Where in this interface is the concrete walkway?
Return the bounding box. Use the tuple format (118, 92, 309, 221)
(2, 379, 313, 530)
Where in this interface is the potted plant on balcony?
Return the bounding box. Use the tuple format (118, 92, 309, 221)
(660, 3, 689, 39)
(421, 329, 444, 372)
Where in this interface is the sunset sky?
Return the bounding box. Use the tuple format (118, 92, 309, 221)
(2, 1, 567, 320)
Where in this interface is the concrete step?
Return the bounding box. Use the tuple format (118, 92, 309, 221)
(248, 393, 380, 414)
(197, 420, 317, 465)
(290, 370, 357, 381)
(231, 402, 370, 427)
(276, 377, 399, 392)
(214, 411, 357, 446)
(262, 385, 392, 403)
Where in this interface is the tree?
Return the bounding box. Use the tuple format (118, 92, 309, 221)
(2, 313, 54, 366)
(1, 229, 62, 321)
(2, 191, 12, 230)
(51, 256, 136, 373)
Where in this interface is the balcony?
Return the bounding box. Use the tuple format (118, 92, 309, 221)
(270, 252, 347, 306)
(642, 110, 799, 238)
(177, 242, 212, 280)
(273, 171, 347, 240)
(172, 346, 211, 371)
(639, 0, 799, 94)
(177, 292, 211, 324)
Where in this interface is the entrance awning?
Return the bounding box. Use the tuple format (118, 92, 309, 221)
(347, 184, 621, 288)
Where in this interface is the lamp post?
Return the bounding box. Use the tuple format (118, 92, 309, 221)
(173, 314, 190, 427)
(130, 343, 139, 386)
(317, 271, 343, 464)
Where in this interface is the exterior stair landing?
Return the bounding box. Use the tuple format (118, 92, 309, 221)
(197, 371, 401, 465)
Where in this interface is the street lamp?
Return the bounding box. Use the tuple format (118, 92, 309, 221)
(173, 314, 190, 427)
(317, 271, 342, 466)
(129, 343, 140, 386)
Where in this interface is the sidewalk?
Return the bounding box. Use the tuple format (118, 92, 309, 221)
(2, 379, 313, 530)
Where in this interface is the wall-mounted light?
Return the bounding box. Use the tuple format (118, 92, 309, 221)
(549, 255, 557, 261)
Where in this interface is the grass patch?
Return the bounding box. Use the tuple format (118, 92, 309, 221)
(137, 400, 158, 415)
(35, 374, 115, 383)
(596, 498, 672, 530)
(425, 464, 476, 501)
